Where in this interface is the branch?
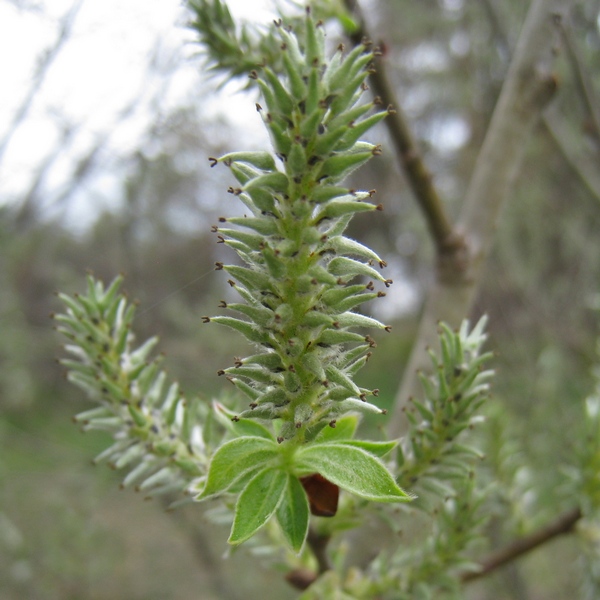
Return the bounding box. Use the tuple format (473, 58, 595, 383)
(285, 528, 331, 591)
(389, 0, 572, 434)
(307, 527, 332, 574)
(342, 0, 458, 256)
(461, 506, 582, 583)
(543, 110, 600, 204)
(559, 16, 600, 144)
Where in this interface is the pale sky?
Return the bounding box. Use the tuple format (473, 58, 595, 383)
(0, 0, 418, 316)
(0, 0, 275, 226)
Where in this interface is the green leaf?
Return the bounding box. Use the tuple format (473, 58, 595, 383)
(212, 402, 274, 440)
(314, 415, 359, 442)
(338, 439, 398, 458)
(276, 475, 310, 553)
(229, 467, 287, 545)
(295, 443, 412, 503)
(197, 436, 278, 500)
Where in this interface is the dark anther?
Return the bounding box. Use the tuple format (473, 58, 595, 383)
(329, 420, 337, 428)
(365, 336, 377, 348)
(387, 104, 396, 114)
(322, 380, 329, 387)
(376, 204, 384, 211)
(359, 393, 366, 401)
(377, 291, 386, 298)
(281, 42, 287, 50)
(384, 279, 393, 287)
(227, 279, 236, 287)
(218, 300, 227, 308)
(288, 365, 296, 372)
(234, 357, 243, 367)
(381, 409, 388, 415)
(295, 422, 302, 429)
(318, 123, 325, 134)
(366, 352, 372, 361)
(218, 216, 227, 222)
(217, 370, 225, 376)
(227, 186, 235, 194)
(216, 235, 225, 243)
(372, 389, 380, 396)
(361, 37, 372, 47)
(214, 262, 224, 270)
(210, 225, 218, 233)
(373, 46, 383, 57)
(201, 316, 210, 323)
(232, 415, 240, 422)
(361, 82, 369, 91)
(256, 102, 262, 111)
(208, 157, 218, 167)
(337, 278, 344, 285)
(372, 145, 383, 156)
(337, 43, 344, 52)
(366, 281, 374, 290)
(332, 321, 340, 329)
(274, 18, 282, 27)
(249, 402, 258, 409)
(379, 260, 387, 268)
(249, 70, 258, 79)
(308, 155, 320, 166)
(277, 436, 284, 444)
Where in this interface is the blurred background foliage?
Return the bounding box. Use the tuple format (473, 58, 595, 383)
(1, 0, 600, 597)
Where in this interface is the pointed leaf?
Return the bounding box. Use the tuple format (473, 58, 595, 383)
(276, 475, 310, 553)
(213, 402, 274, 440)
(336, 439, 398, 458)
(295, 443, 412, 503)
(197, 436, 278, 499)
(314, 415, 359, 442)
(229, 467, 287, 545)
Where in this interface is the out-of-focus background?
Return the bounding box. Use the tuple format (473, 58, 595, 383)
(1, 0, 600, 598)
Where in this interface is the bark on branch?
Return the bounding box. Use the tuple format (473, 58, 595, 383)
(461, 506, 582, 583)
(342, 0, 458, 255)
(389, 0, 573, 435)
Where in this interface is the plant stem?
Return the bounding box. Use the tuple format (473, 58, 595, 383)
(461, 506, 582, 583)
(307, 526, 332, 574)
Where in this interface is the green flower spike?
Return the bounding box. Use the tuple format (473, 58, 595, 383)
(205, 11, 394, 443)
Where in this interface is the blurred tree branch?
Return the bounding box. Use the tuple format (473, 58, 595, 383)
(389, 0, 572, 434)
(341, 0, 459, 257)
(461, 506, 582, 584)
